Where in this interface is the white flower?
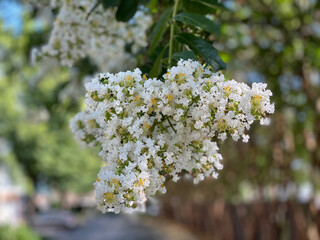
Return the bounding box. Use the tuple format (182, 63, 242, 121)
(31, 0, 152, 72)
(70, 59, 274, 213)
(242, 134, 250, 142)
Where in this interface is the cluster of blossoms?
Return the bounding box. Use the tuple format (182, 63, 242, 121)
(70, 59, 274, 213)
(24, 0, 60, 8)
(31, 0, 152, 72)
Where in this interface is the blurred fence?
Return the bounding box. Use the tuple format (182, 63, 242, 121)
(160, 199, 320, 240)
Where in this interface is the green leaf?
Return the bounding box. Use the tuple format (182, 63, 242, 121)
(172, 50, 197, 61)
(175, 33, 226, 71)
(182, 0, 224, 14)
(116, 0, 139, 22)
(174, 12, 220, 35)
(101, 0, 119, 8)
(149, 7, 172, 54)
(194, 0, 224, 9)
(150, 47, 167, 78)
(148, 0, 158, 13)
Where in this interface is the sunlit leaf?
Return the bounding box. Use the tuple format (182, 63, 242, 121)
(175, 33, 226, 70)
(182, 0, 224, 14)
(149, 7, 172, 54)
(174, 12, 220, 35)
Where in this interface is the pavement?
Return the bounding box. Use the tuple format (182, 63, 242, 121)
(32, 211, 197, 240)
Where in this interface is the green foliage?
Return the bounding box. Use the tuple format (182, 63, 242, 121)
(17, 0, 320, 203)
(86, 0, 226, 74)
(175, 33, 226, 70)
(182, 0, 223, 14)
(171, 50, 197, 61)
(0, 225, 41, 240)
(101, 0, 119, 8)
(149, 47, 167, 78)
(0, 17, 100, 194)
(174, 12, 220, 34)
(145, 0, 226, 75)
(94, 0, 139, 21)
(148, 7, 172, 54)
(206, 0, 320, 198)
(116, 0, 139, 21)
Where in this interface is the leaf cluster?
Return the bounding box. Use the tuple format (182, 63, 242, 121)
(89, 0, 227, 77)
(147, 0, 226, 77)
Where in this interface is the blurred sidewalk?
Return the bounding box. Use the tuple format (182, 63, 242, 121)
(32, 211, 196, 240)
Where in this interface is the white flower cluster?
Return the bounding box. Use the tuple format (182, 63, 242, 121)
(24, 0, 60, 8)
(70, 59, 275, 213)
(31, 0, 151, 72)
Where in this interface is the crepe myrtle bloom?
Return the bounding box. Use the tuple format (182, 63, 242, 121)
(30, 0, 151, 72)
(71, 59, 274, 213)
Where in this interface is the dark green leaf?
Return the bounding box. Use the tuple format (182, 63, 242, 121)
(182, 0, 224, 14)
(175, 33, 226, 70)
(194, 0, 224, 9)
(149, 7, 172, 54)
(101, 0, 119, 8)
(150, 47, 167, 78)
(172, 50, 197, 61)
(174, 12, 220, 34)
(116, 0, 139, 22)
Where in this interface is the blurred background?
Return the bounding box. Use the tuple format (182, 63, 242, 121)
(0, 0, 319, 239)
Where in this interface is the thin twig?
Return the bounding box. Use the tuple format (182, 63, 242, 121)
(166, 116, 177, 133)
(86, 0, 101, 21)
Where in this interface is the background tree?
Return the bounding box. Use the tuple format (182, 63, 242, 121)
(0, 16, 101, 195)
(1, 0, 319, 238)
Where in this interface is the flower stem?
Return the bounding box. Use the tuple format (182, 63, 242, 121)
(166, 117, 177, 133)
(168, 0, 179, 68)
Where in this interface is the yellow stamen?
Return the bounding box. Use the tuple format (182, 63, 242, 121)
(167, 94, 174, 101)
(144, 123, 150, 130)
(218, 119, 225, 125)
(104, 192, 115, 202)
(166, 72, 170, 78)
(151, 98, 157, 106)
(108, 108, 111, 113)
(97, 178, 101, 182)
(134, 95, 140, 102)
(217, 119, 227, 131)
(252, 95, 263, 108)
(143, 74, 147, 80)
(112, 179, 120, 185)
(224, 86, 230, 91)
(253, 95, 262, 102)
(147, 107, 153, 114)
(139, 179, 144, 186)
(178, 73, 186, 79)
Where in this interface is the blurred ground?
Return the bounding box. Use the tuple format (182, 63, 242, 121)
(32, 210, 197, 240)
